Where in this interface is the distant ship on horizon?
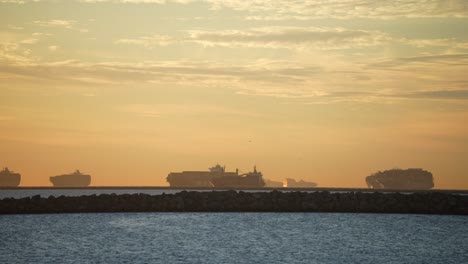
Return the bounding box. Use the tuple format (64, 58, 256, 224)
(211, 166, 265, 188)
(50, 170, 91, 187)
(366, 168, 434, 190)
(167, 164, 265, 188)
(0, 167, 21, 187)
(283, 178, 317, 188)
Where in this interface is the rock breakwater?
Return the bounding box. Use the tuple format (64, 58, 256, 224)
(1, 191, 467, 215)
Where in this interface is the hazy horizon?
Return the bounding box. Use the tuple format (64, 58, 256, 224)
(1, 1, 468, 188)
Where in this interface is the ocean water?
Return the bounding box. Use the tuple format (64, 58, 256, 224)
(0, 213, 467, 263)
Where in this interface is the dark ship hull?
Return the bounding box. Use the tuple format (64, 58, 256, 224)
(167, 171, 238, 187)
(166, 171, 216, 187)
(50, 174, 91, 187)
(211, 175, 265, 188)
(0, 174, 21, 187)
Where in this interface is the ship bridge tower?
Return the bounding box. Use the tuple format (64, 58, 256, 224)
(209, 164, 225, 173)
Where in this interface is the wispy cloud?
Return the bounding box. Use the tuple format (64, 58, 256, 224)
(2, 30, 468, 104)
(0, 59, 322, 86)
(32, 32, 51, 36)
(401, 90, 468, 100)
(3, 55, 467, 104)
(34, 19, 76, 29)
(118, 103, 259, 118)
(367, 54, 468, 69)
(115, 28, 468, 51)
(81, 0, 468, 19)
(400, 38, 468, 49)
(6, 0, 468, 19)
(7, 25, 24, 30)
(19, 38, 39, 44)
(0, 0, 31, 3)
(0, 42, 34, 63)
(213, 0, 468, 19)
(115, 27, 392, 50)
(187, 27, 389, 50)
(115, 34, 174, 48)
(303, 89, 468, 104)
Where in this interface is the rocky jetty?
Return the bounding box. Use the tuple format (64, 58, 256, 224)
(366, 168, 434, 189)
(0, 191, 467, 215)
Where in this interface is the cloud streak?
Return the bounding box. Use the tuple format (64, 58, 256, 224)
(367, 54, 468, 69)
(116, 27, 395, 50)
(2, 55, 467, 103)
(187, 27, 389, 50)
(4, 0, 468, 19)
(118, 103, 260, 118)
(2, 17, 468, 105)
(206, 0, 468, 19)
(115, 34, 174, 48)
(34, 19, 76, 29)
(0, 58, 323, 86)
(115, 27, 468, 51)
(402, 90, 468, 100)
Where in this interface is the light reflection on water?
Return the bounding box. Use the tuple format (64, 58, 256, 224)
(0, 213, 467, 263)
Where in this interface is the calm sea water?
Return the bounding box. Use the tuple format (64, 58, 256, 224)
(0, 213, 467, 263)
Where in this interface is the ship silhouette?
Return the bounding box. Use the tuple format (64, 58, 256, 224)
(283, 178, 317, 188)
(50, 170, 91, 187)
(366, 168, 434, 189)
(167, 164, 265, 188)
(0, 167, 21, 187)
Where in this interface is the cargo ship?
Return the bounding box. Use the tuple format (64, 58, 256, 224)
(167, 164, 265, 188)
(211, 166, 265, 188)
(283, 178, 317, 188)
(366, 168, 433, 189)
(50, 170, 91, 187)
(0, 167, 21, 187)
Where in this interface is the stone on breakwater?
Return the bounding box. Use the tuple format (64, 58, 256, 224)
(0, 191, 467, 215)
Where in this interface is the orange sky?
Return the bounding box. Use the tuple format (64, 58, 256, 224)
(1, 0, 468, 188)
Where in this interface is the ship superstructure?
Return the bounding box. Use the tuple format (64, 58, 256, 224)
(211, 166, 265, 188)
(0, 167, 21, 187)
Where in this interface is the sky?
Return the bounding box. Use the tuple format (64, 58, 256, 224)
(0, 0, 467, 188)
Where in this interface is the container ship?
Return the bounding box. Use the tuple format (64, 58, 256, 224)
(50, 170, 91, 187)
(283, 178, 317, 188)
(167, 164, 265, 188)
(366, 168, 433, 190)
(0, 167, 21, 187)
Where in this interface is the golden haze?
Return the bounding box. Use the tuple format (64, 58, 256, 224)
(1, 1, 468, 188)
